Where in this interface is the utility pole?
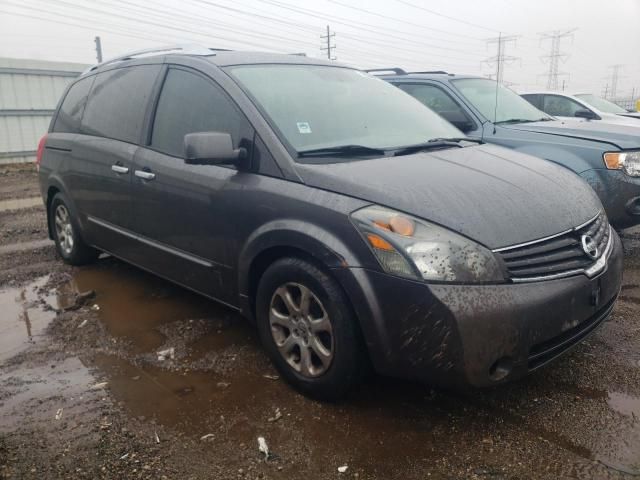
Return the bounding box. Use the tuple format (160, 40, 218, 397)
(539, 29, 575, 91)
(483, 33, 519, 84)
(607, 64, 623, 100)
(94, 36, 103, 63)
(320, 25, 336, 60)
(562, 79, 566, 91)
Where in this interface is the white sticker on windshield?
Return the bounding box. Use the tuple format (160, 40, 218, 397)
(297, 122, 312, 134)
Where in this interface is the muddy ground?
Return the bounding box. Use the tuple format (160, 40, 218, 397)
(1, 165, 639, 480)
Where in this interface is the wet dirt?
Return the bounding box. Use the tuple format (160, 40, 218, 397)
(2, 168, 640, 479)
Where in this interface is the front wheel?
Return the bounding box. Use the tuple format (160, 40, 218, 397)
(49, 192, 99, 265)
(255, 257, 365, 400)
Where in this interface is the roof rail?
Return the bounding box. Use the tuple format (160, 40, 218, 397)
(364, 68, 407, 75)
(83, 44, 224, 74)
(409, 70, 450, 75)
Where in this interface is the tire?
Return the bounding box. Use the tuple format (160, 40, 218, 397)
(255, 257, 365, 401)
(49, 192, 99, 266)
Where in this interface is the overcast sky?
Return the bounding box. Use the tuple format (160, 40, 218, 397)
(1, 0, 639, 97)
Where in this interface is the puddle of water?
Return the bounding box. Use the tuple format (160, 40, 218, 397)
(60, 263, 237, 353)
(0, 196, 42, 212)
(0, 275, 58, 363)
(608, 391, 640, 419)
(0, 239, 53, 255)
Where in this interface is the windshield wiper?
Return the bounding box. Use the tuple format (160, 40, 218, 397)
(298, 145, 387, 158)
(494, 118, 545, 125)
(392, 137, 482, 156)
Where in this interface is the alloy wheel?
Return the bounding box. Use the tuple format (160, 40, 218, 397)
(54, 204, 74, 256)
(269, 282, 334, 377)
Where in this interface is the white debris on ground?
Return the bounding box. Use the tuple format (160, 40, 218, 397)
(267, 408, 282, 422)
(200, 433, 215, 441)
(54, 408, 63, 420)
(338, 465, 348, 473)
(90, 381, 108, 390)
(156, 347, 175, 361)
(257, 436, 269, 460)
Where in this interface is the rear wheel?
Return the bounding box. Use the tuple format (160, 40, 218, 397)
(49, 192, 99, 265)
(255, 257, 365, 400)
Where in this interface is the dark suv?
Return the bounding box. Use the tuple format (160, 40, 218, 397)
(372, 69, 640, 229)
(38, 47, 622, 399)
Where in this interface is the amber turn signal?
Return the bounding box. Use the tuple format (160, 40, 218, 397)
(366, 233, 395, 251)
(603, 152, 622, 170)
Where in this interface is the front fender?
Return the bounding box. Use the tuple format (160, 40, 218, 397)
(237, 218, 368, 298)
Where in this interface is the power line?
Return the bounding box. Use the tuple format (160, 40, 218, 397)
(320, 25, 336, 60)
(390, 0, 502, 33)
(539, 29, 575, 90)
(484, 33, 519, 84)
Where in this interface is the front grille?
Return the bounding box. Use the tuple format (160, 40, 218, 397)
(528, 295, 616, 370)
(496, 212, 610, 281)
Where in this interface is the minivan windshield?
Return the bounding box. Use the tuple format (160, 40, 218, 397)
(452, 78, 551, 124)
(229, 65, 462, 158)
(575, 94, 628, 114)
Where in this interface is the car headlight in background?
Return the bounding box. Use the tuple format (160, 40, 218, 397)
(351, 206, 504, 283)
(604, 151, 640, 176)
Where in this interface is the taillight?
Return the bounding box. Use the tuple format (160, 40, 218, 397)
(36, 134, 47, 171)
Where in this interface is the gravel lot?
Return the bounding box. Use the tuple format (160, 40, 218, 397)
(1, 165, 639, 479)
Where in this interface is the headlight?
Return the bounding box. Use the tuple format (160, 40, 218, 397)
(603, 151, 640, 176)
(351, 206, 504, 283)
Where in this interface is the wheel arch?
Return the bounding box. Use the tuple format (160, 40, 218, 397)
(237, 220, 363, 322)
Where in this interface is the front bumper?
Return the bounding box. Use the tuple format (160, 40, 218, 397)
(581, 168, 640, 228)
(334, 230, 623, 389)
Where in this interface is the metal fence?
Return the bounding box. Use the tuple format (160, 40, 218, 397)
(0, 57, 88, 165)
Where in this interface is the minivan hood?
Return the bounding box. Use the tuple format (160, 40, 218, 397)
(296, 144, 602, 250)
(503, 119, 640, 149)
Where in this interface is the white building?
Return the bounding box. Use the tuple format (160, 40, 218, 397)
(0, 57, 88, 165)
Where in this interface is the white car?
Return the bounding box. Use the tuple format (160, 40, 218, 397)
(521, 91, 640, 126)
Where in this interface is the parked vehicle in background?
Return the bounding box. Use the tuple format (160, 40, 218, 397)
(521, 91, 640, 125)
(38, 48, 622, 399)
(373, 69, 640, 229)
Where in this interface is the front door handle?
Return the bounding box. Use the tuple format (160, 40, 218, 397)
(111, 164, 129, 174)
(134, 170, 156, 181)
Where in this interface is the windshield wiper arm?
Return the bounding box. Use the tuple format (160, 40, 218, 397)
(298, 145, 387, 158)
(494, 118, 540, 125)
(393, 137, 482, 156)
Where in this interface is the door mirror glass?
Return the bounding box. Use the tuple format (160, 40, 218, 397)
(184, 132, 247, 165)
(574, 109, 597, 120)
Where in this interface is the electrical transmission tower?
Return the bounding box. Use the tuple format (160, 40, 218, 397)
(320, 25, 336, 60)
(484, 33, 519, 84)
(607, 64, 624, 99)
(539, 29, 575, 90)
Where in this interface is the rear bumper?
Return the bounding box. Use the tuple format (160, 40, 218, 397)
(334, 230, 623, 388)
(581, 168, 640, 228)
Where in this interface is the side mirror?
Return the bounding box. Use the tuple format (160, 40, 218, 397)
(574, 109, 597, 120)
(184, 132, 247, 165)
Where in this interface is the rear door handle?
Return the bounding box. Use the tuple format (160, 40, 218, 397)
(134, 169, 156, 180)
(111, 164, 129, 174)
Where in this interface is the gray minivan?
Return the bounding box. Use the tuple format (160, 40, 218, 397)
(38, 47, 622, 399)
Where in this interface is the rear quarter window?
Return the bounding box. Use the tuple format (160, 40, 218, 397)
(82, 65, 161, 144)
(52, 76, 94, 133)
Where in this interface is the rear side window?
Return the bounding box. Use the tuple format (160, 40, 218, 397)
(82, 65, 161, 144)
(52, 76, 94, 133)
(150, 68, 247, 157)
